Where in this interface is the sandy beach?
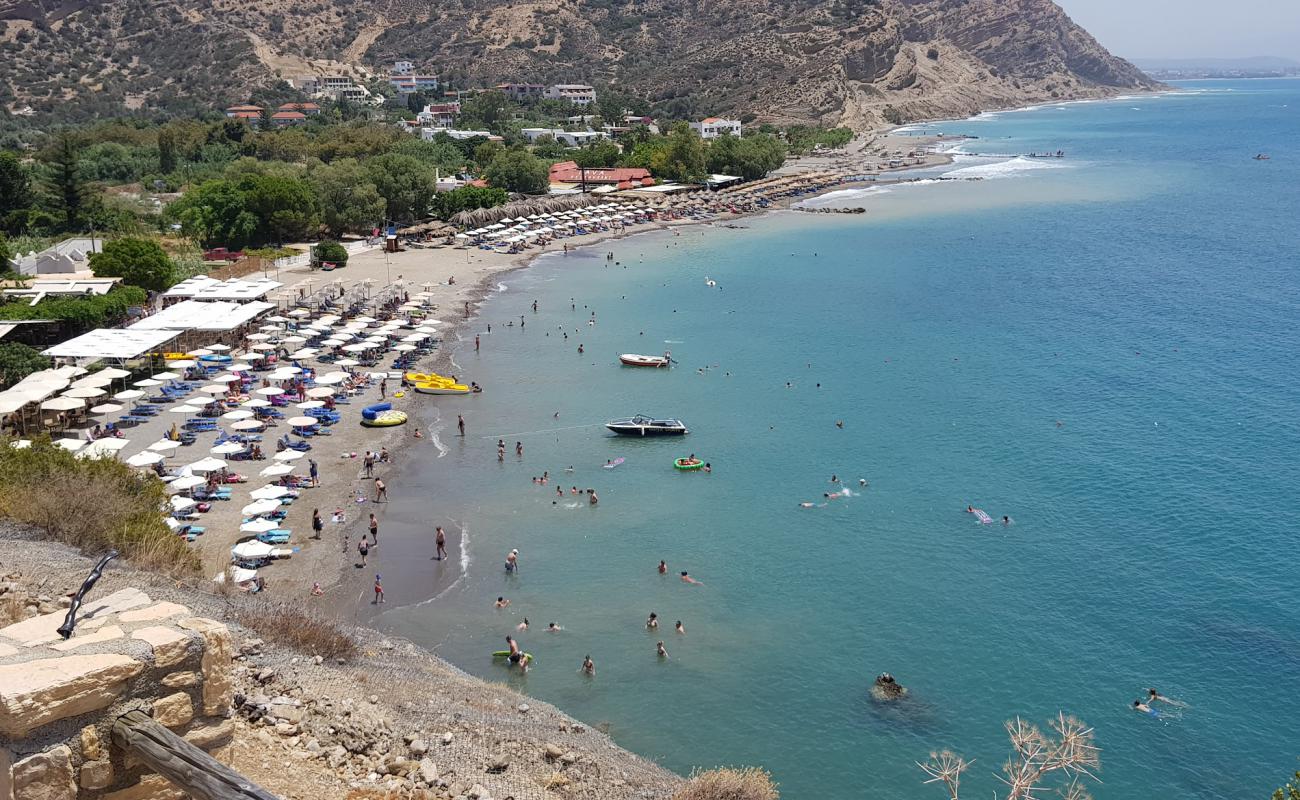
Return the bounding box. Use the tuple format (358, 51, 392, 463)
(142, 129, 957, 617)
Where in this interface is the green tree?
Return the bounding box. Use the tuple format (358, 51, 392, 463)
(484, 149, 549, 194)
(157, 128, 178, 174)
(238, 173, 321, 245)
(389, 139, 467, 174)
(572, 139, 622, 169)
(364, 153, 436, 223)
(45, 134, 87, 231)
(0, 152, 33, 229)
(309, 159, 386, 237)
(458, 91, 513, 131)
(430, 186, 508, 220)
(472, 140, 504, 170)
(706, 133, 786, 180)
(312, 240, 349, 269)
(529, 135, 568, 160)
(166, 179, 258, 249)
(88, 237, 176, 291)
(0, 342, 50, 389)
(625, 125, 706, 182)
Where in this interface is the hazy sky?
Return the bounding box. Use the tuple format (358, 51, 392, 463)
(1057, 0, 1300, 61)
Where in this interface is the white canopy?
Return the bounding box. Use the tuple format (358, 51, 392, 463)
(78, 438, 129, 459)
(210, 442, 247, 455)
(241, 499, 282, 516)
(43, 328, 180, 360)
(250, 485, 290, 500)
(130, 300, 274, 332)
(187, 457, 228, 473)
(125, 451, 164, 467)
(239, 518, 280, 534)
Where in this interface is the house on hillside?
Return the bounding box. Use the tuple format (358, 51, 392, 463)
(544, 84, 596, 106)
(548, 161, 653, 191)
(278, 102, 321, 116)
(521, 128, 607, 147)
(498, 83, 545, 102)
(689, 118, 743, 139)
(416, 102, 460, 128)
(224, 105, 263, 126)
(392, 61, 415, 76)
(270, 110, 308, 127)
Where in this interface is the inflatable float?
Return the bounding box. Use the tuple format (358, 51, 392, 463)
(360, 402, 408, 428)
(414, 382, 471, 395)
(970, 508, 993, 524)
(492, 650, 535, 661)
(674, 457, 704, 471)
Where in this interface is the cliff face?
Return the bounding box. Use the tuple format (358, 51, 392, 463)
(0, 0, 1158, 127)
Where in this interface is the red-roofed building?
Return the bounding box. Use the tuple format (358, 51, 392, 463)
(278, 102, 322, 115)
(548, 160, 653, 187)
(225, 104, 264, 126)
(271, 110, 308, 127)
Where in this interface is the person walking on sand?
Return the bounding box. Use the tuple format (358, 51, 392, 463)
(308, 458, 319, 487)
(374, 479, 387, 503)
(363, 451, 374, 478)
(311, 508, 323, 540)
(475, 335, 480, 352)
(380, 378, 387, 399)
(458, 415, 465, 436)
(373, 574, 385, 604)
(435, 526, 447, 561)
(358, 538, 369, 567)
(368, 513, 379, 544)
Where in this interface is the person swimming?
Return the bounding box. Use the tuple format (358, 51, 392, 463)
(546, 622, 563, 633)
(1133, 700, 1160, 717)
(680, 571, 702, 585)
(494, 596, 510, 608)
(658, 560, 667, 574)
(516, 618, 529, 631)
(1148, 688, 1186, 707)
(657, 641, 669, 658)
(582, 655, 596, 676)
(646, 612, 659, 629)
(675, 620, 685, 634)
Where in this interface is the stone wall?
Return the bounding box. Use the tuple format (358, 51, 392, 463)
(0, 587, 235, 800)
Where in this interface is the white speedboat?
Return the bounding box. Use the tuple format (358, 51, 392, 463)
(606, 415, 689, 436)
(619, 351, 672, 368)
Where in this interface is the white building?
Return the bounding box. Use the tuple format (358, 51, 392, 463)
(420, 128, 503, 143)
(521, 128, 607, 147)
(544, 84, 596, 106)
(12, 238, 104, 276)
(689, 117, 743, 139)
(392, 61, 415, 76)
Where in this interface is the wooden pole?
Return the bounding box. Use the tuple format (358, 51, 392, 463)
(111, 710, 280, 800)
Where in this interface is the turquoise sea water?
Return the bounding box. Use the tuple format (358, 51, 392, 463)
(370, 81, 1300, 799)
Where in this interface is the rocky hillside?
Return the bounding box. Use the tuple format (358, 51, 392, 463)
(0, 0, 1158, 127)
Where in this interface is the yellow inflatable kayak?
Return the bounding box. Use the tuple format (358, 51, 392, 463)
(405, 372, 454, 384)
(414, 382, 471, 395)
(361, 409, 408, 427)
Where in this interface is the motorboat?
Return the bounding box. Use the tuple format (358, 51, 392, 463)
(618, 353, 676, 369)
(606, 415, 688, 436)
(619, 352, 672, 368)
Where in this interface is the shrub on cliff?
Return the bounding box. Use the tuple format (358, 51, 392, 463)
(232, 601, 356, 660)
(674, 767, 779, 800)
(0, 436, 199, 575)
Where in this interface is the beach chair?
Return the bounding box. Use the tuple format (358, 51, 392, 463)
(256, 530, 291, 545)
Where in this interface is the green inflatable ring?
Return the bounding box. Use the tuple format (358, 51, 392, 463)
(674, 458, 704, 471)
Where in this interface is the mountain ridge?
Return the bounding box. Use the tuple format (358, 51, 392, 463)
(0, 0, 1159, 128)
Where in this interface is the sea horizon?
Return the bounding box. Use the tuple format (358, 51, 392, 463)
(359, 80, 1300, 799)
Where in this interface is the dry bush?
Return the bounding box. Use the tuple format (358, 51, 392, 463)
(233, 600, 357, 661)
(345, 790, 438, 799)
(674, 767, 779, 800)
(0, 436, 199, 576)
(0, 595, 25, 626)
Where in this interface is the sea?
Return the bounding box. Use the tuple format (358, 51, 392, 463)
(367, 80, 1300, 799)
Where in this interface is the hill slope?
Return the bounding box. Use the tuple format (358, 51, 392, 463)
(0, 0, 1157, 127)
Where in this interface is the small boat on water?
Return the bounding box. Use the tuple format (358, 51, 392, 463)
(619, 351, 672, 368)
(606, 415, 688, 436)
(1254, 153, 1271, 160)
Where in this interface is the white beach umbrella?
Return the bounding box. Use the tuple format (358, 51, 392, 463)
(167, 359, 196, 369)
(231, 420, 264, 431)
(259, 463, 295, 478)
(250, 485, 290, 500)
(241, 498, 281, 516)
(288, 309, 311, 317)
(199, 384, 230, 395)
(78, 438, 129, 459)
(96, 367, 132, 379)
(133, 379, 161, 388)
(52, 438, 86, 452)
(71, 373, 115, 389)
(168, 404, 203, 414)
(286, 416, 318, 427)
(274, 450, 305, 461)
(334, 359, 359, 367)
(208, 373, 240, 383)
(170, 495, 196, 512)
(242, 398, 271, 408)
(246, 333, 271, 341)
(64, 387, 106, 399)
(187, 349, 213, 357)
(221, 409, 254, 420)
(154, 371, 181, 380)
(226, 363, 253, 372)
(282, 335, 307, 344)
(89, 402, 123, 415)
(125, 451, 164, 467)
(187, 457, 227, 473)
(168, 474, 206, 492)
(295, 400, 325, 409)
(147, 439, 182, 453)
(305, 387, 335, 398)
(211, 442, 246, 455)
(113, 389, 144, 401)
(232, 539, 276, 557)
(249, 342, 277, 351)
(266, 315, 289, 323)
(313, 374, 344, 386)
(392, 344, 416, 353)
(206, 344, 231, 352)
(42, 396, 85, 411)
(240, 517, 281, 534)
(255, 386, 284, 396)
(287, 349, 318, 359)
(341, 343, 369, 353)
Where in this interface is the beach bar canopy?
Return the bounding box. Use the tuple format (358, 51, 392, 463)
(164, 276, 282, 302)
(130, 300, 274, 332)
(42, 328, 181, 361)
